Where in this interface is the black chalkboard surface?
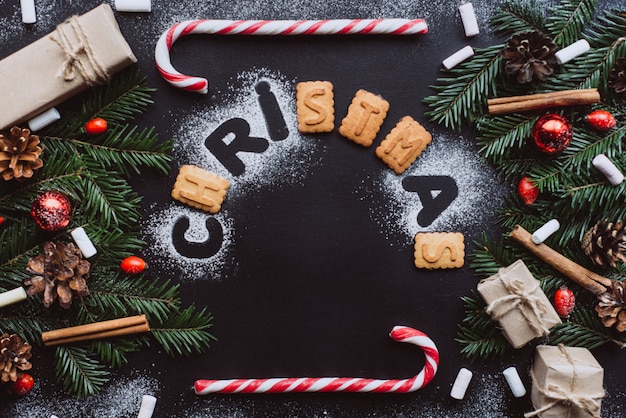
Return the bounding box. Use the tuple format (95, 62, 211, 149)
(1, 0, 625, 417)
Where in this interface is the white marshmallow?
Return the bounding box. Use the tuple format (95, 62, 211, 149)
(593, 154, 624, 186)
(503, 366, 526, 398)
(20, 0, 36, 24)
(70, 227, 98, 258)
(115, 0, 152, 13)
(443, 45, 474, 70)
(450, 367, 473, 400)
(28, 107, 60, 131)
(137, 395, 157, 418)
(532, 219, 560, 244)
(555, 39, 591, 65)
(0, 287, 27, 309)
(459, 3, 479, 37)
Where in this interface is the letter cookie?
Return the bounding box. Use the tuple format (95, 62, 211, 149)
(171, 165, 230, 214)
(414, 232, 464, 269)
(376, 116, 432, 174)
(296, 81, 334, 133)
(339, 89, 389, 147)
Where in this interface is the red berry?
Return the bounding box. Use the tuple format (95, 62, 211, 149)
(585, 110, 616, 131)
(85, 117, 108, 135)
(120, 256, 147, 274)
(517, 176, 539, 205)
(0, 215, 4, 226)
(10, 373, 34, 396)
(554, 285, 576, 317)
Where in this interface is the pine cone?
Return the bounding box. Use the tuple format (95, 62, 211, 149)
(0, 126, 44, 181)
(609, 56, 626, 103)
(0, 333, 32, 383)
(581, 219, 626, 269)
(24, 241, 90, 309)
(501, 31, 558, 84)
(596, 281, 626, 332)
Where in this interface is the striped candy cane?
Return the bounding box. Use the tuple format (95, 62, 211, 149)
(155, 19, 428, 94)
(194, 326, 438, 394)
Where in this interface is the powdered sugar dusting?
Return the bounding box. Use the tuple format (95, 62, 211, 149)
(7, 375, 159, 418)
(364, 133, 506, 243)
(142, 69, 322, 282)
(143, 203, 235, 282)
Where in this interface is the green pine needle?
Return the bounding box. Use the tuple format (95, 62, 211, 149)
(548, 310, 626, 349)
(150, 305, 216, 357)
(54, 345, 110, 398)
(545, 0, 597, 47)
(424, 45, 502, 131)
(490, 0, 547, 36)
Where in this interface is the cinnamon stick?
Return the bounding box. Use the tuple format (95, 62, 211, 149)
(509, 225, 612, 295)
(42, 314, 150, 347)
(487, 88, 600, 115)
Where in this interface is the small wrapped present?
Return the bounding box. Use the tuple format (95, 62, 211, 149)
(527, 345, 604, 418)
(477, 259, 561, 348)
(0, 4, 136, 129)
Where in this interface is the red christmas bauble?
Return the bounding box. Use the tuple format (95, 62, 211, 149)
(31, 190, 72, 231)
(532, 114, 572, 154)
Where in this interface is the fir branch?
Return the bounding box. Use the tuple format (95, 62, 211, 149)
(84, 277, 181, 325)
(468, 234, 516, 278)
(490, 0, 547, 37)
(54, 345, 110, 398)
(584, 8, 626, 48)
(150, 305, 216, 357)
(76, 125, 172, 176)
(548, 309, 626, 349)
(476, 114, 536, 164)
(78, 166, 142, 229)
(0, 218, 39, 268)
(544, 0, 597, 47)
(47, 69, 156, 138)
(424, 45, 502, 131)
(90, 339, 141, 369)
(455, 292, 511, 362)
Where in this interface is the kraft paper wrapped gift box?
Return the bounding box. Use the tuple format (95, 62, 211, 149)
(0, 4, 137, 129)
(528, 345, 605, 418)
(477, 259, 561, 349)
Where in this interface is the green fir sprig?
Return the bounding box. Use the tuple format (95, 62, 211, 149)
(0, 69, 215, 397)
(425, 0, 626, 361)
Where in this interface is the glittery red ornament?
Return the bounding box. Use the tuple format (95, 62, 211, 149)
(532, 114, 572, 154)
(31, 191, 72, 231)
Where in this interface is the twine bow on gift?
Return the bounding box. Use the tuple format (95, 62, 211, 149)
(525, 345, 605, 418)
(485, 271, 550, 338)
(50, 16, 109, 86)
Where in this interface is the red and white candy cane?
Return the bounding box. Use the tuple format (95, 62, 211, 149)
(155, 19, 428, 94)
(194, 326, 438, 395)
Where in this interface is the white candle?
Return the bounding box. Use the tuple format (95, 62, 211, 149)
(532, 219, 560, 244)
(0, 287, 27, 309)
(70, 227, 98, 258)
(115, 0, 152, 13)
(593, 154, 624, 186)
(450, 367, 473, 399)
(137, 395, 157, 418)
(555, 39, 590, 65)
(443, 45, 474, 70)
(459, 3, 479, 37)
(28, 107, 60, 131)
(20, 0, 36, 24)
(503, 366, 526, 397)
